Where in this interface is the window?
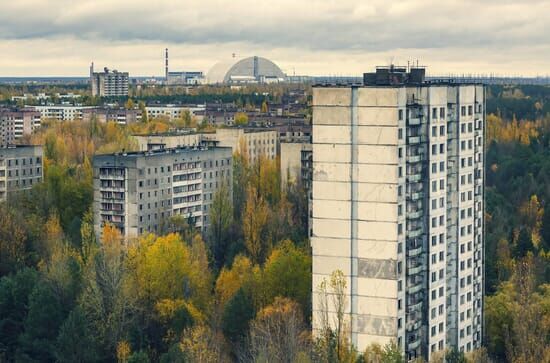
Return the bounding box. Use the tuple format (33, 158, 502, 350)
(399, 109, 404, 120)
(461, 106, 466, 116)
(398, 128, 403, 139)
(440, 125, 445, 136)
(432, 126, 437, 137)
(432, 108, 437, 119)
(468, 105, 473, 115)
(440, 107, 445, 119)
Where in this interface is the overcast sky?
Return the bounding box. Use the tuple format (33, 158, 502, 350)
(1, 0, 549, 77)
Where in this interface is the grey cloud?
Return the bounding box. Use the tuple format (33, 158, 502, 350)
(0, 0, 549, 52)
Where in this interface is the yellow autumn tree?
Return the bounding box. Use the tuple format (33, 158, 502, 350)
(519, 195, 544, 248)
(215, 255, 255, 306)
(242, 186, 269, 263)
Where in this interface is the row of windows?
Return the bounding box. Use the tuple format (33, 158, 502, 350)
(3, 157, 41, 167)
(431, 304, 445, 319)
(431, 215, 445, 228)
(431, 197, 445, 210)
(431, 161, 445, 174)
(431, 286, 445, 300)
(431, 251, 445, 264)
(431, 233, 445, 246)
(430, 269, 445, 283)
(431, 143, 446, 155)
(5, 167, 41, 177)
(6, 177, 40, 188)
(431, 179, 446, 192)
(430, 322, 444, 337)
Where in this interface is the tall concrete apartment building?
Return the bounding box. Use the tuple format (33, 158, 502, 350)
(0, 145, 43, 201)
(311, 66, 484, 360)
(0, 108, 41, 146)
(90, 63, 129, 97)
(93, 146, 232, 239)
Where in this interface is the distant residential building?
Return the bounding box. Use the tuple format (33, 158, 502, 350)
(82, 108, 142, 125)
(31, 105, 93, 121)
(0, 145, 43, 201)
(280, 141, 312, 187)
(93, 146, 232, 239)
(215, 127, 278, 162)
(0, 108, 41, 146)
(90, 63, 129, 97)
(146, 104, 206, 121)
(311, 66, 485, 360)
(134, 131, 204, 151)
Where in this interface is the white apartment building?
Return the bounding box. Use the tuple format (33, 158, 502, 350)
(311, 66, 484, 361)
(93, 146, 232, 239)
(31, 105, 93, 121)
(146, 104, 205, 121)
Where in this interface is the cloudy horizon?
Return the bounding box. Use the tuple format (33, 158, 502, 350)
(1, 0, 549, 77)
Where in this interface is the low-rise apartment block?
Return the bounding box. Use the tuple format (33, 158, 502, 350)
(93, 146, 232, 239)
(0, 145, 43, 201)
(82, 108, 142, 125)
(215, 127, 278, 162)
(0, 108, 41, 146)
(31, 105, 93, 121)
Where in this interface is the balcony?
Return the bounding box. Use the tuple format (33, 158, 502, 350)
(408, 228, 423, 238)
(409, 191, 424, 201)
(406, 319, 422, 332)
(408, 337, 421, 350)
(408, 136, 421, 145)
(408, 174, 422, 183)
(408, 117, 421, 126)
(408, 264, 423, 275)
(408, 282, 423, 295)
(407, 210, 423, 220)
(408, 245, 423, 257)
(408, 155, 422, 163)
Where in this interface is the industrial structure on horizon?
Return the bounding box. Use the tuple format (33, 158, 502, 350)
(164, 48, 205, 85)
(311, 65, 484, 360)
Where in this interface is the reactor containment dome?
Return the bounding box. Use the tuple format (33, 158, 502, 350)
(207, 56, 286, 84)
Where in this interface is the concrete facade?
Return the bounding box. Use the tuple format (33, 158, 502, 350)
(311, 67, 484, 361)
(215, 128, 278, 163)
(0, 145, 43, 201)
(0, 108, 41, 146)
(32, 105, 94, 121)
(82, 108, 142, 125)
(134, 132, 204, 152)
(93, 146, 232, 240)
(280, 141, 312, 187)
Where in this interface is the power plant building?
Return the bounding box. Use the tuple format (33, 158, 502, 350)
(207, 56, 286, 84)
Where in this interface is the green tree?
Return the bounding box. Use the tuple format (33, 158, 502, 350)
(209, 184, 233, 269)
(263, 240, 312, 317)
(55, 307, 99, 363)
(17, 283, 67, 361)
(515, 228, 534, 258)
(222, 287, 256, 346)
(0, 268, 39, 360)
(127, 350, 150, 363)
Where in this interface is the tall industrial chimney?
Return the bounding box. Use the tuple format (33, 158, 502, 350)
(165, 48, 169, 81)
